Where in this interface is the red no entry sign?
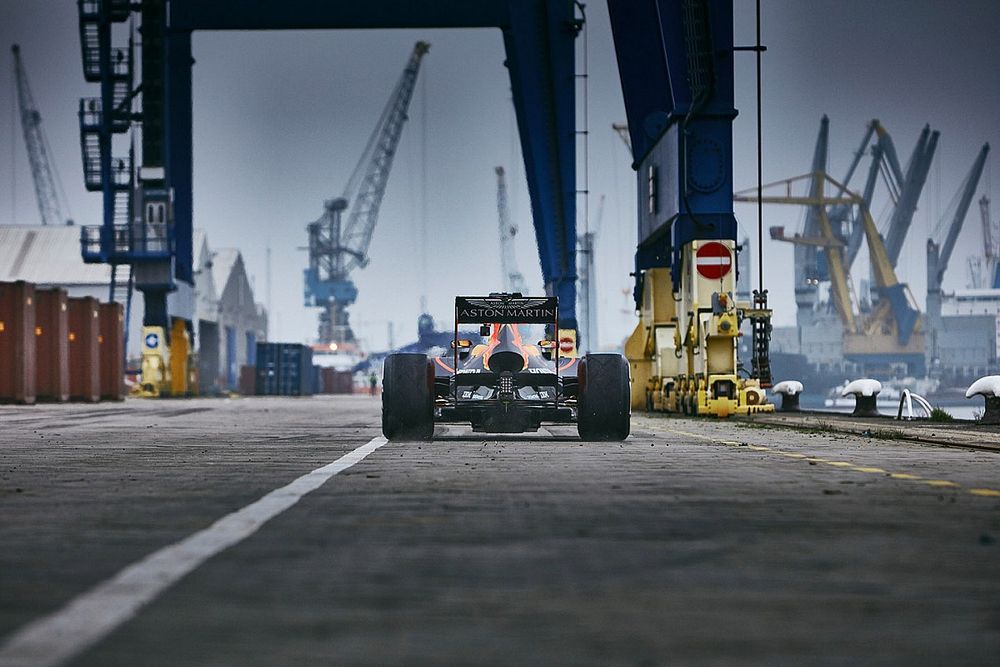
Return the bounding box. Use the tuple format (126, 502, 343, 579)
(695, 242, 732, 280)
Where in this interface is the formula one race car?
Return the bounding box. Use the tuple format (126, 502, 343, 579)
(381, 293, 630, 441)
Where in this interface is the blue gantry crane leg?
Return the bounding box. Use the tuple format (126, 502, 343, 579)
(79, 1, 581, 336)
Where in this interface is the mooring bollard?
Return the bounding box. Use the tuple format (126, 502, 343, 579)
(771, 380, 803, 412)
(966, 376, 1000, 425)
(842, 379, 882, 418)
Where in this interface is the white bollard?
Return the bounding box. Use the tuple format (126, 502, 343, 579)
(771, 380, 803, 412)
(842, 379, 882, 418)
(966, 375, 1000, 425)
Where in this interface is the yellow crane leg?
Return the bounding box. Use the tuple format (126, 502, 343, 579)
(169, 319, 190, 397)
(678, 240, 774, 418)
(624, 267, 677, 411)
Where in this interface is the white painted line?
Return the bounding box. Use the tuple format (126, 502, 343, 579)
(695, 257, 731, 265)
(0, 436, 389, 667)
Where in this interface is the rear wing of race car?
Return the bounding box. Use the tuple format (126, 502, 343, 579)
(453, 294, 561, 381)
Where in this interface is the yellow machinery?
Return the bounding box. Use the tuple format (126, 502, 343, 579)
(626, 258, 773, 417)
(138, 319, 196, 397)
(139, 325, 168, 396)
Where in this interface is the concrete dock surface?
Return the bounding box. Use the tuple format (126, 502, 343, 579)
(1, 396, 999, 665)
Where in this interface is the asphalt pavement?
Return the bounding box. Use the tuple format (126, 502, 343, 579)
(1, 395, 998, 665)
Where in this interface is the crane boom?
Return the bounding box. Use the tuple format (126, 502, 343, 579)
(933, 143, 990, 286)
(339, 41, 430, 275)
(884, 125, 938, 267)
(11, 44, 72, 226)
(304, 41, 429, 345)
(495, 166, 527, 295)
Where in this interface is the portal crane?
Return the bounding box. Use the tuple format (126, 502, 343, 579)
(304, 41, 429, 345)
(737, 170, 925, 369)
(971, 196, 1000, 289)
(927, 144, 991, 309)
(11, 44, 73, 226)
(844, 120, 904, 269)
(494, 166, 528, 295)
(884, 125, 938, 267)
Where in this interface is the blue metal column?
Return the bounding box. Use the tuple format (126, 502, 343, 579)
(166, 31, 194, 285)
(503, 0, 579, 328)
(608, 0, 737, 294)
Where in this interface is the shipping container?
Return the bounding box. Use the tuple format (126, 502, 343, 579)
(35, 288, 69, 402)
(67, 296, 100, 402)
(255, 343, 313, 396)
(320, 367, 355, 394)
(239, 364, 256, 395)
(0, 281, 37, 404)
(99, 302, 125, 401)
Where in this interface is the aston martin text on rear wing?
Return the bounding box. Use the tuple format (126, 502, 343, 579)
(455, 296, 558, 324)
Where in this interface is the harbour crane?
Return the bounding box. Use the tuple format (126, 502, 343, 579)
(926, 143, 991, 351)
(494, 166, 528, 295)
(738, 169, 925, 370)
(11, 44, 73, 226)
(969, 195, 1000, 289)
(843, 120, 905, 270)
(973, 196, 1000, 288)
(883, 125, 938, 267)
(303, 41, 429, 345)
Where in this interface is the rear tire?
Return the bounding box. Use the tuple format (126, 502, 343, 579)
(577, 353, 631, 441)
(382, 353, 434, 441)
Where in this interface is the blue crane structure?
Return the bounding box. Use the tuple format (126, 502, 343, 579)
(608, 0, 738, 298)
(76, 0, 582, 339)
(304, 43, 430, 346)
(11, 44, 74, 227)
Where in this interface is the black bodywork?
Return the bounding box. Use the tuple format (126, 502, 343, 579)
(433, 295, 578, 433)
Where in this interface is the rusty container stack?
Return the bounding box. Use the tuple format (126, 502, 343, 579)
(68, 296, 101, 403)
(0, 281, 37, 404)
(98, 302, 125, 401)
(35, 288, 70, 402)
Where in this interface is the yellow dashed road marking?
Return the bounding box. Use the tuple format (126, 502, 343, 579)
(663, 427, 1000, 500)
(922, 480, 960, 488)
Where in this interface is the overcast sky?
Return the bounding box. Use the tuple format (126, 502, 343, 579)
(2, 1, 999, 349)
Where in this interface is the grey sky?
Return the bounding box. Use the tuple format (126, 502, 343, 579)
(1, 1, 998, 348)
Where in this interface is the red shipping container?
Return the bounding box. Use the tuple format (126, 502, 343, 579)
(320, 368, 354, 394)
(0, 281, 37, 404)
(239, 365, 256, 395)
(35, 288, 70, 402)
(99, 302, 125, 401)
(320, 367, 335, 394)
(67, 296, 100, 403)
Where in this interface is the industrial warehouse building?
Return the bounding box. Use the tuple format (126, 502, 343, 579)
(0, 225, 266, 394)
